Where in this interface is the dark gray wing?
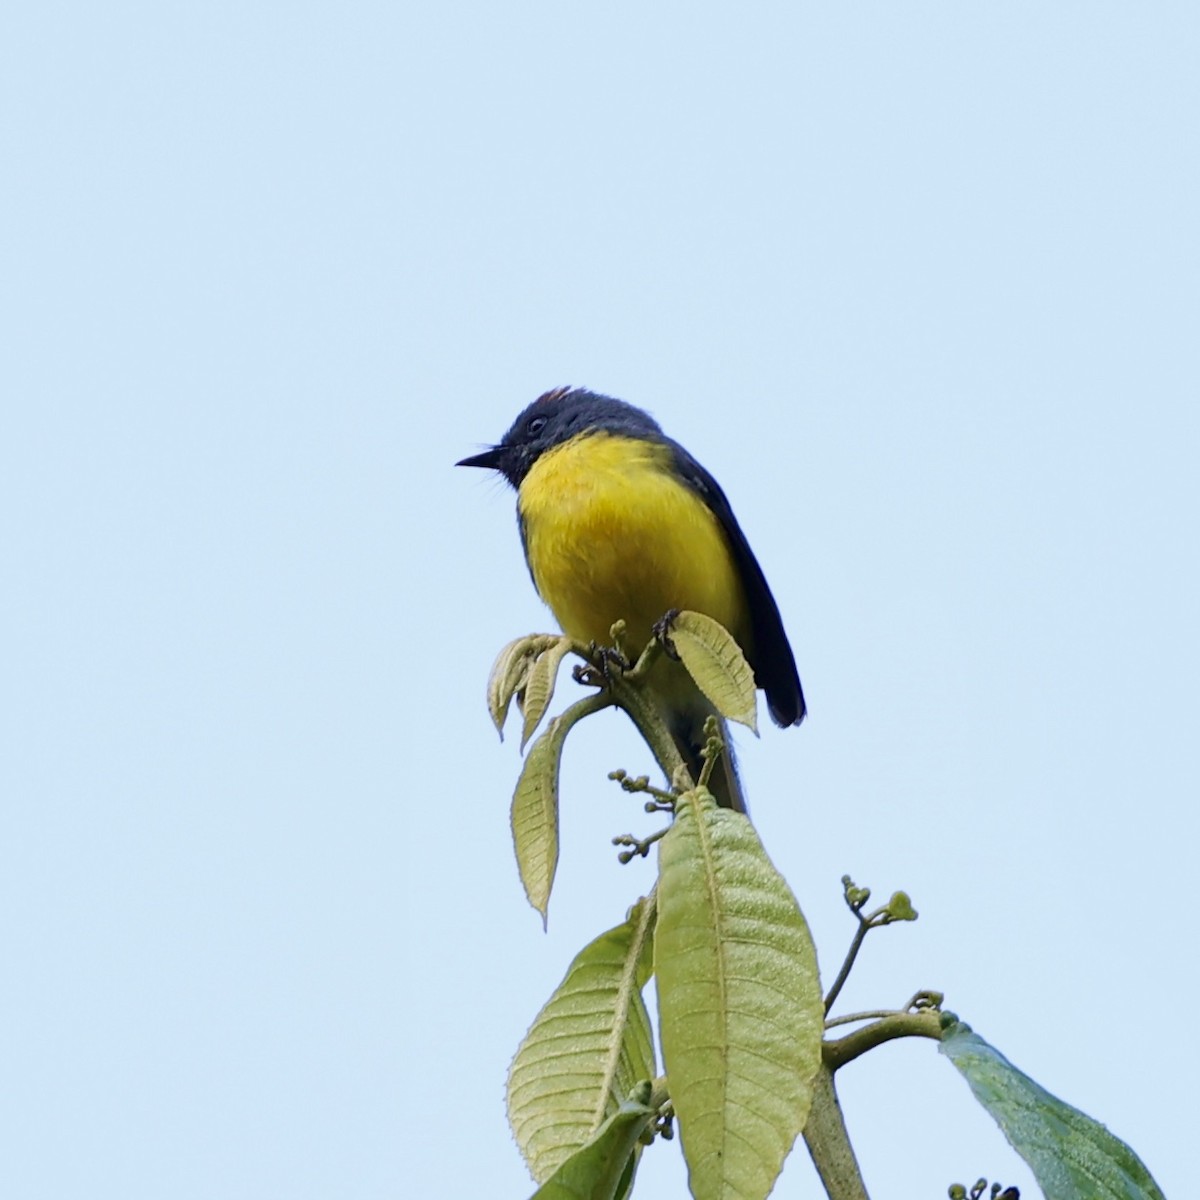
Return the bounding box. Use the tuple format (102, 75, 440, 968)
(668, 441, 806, 727)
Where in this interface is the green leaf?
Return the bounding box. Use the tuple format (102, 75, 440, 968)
(508, 900, 658, 1183)
(527, 1085, 656, 1200)
(655, 790, 824, 1200)
(510, 693, 609, 923)
(488, 634, 563, 737)
(511, 715, 566, 923)
(520, 637, 574, 749)
(939, 1015, 1166, 1200)
(668, 611, 758, 732)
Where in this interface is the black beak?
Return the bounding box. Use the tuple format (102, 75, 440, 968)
(456, 447, 503, 470)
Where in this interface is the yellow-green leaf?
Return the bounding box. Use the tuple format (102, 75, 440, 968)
(527, 1085, 656, 1200)
(510, 694, 606, 923)
(655, 789, 824, 1200)
(509, 900, 658, 1183)
(511, 717, 566, 923)
(520, 637, 574, 749)
(668, 611, 758, 732)
(488, 634, 563, 737)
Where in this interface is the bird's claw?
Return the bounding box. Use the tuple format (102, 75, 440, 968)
(653, 608, 682, 660)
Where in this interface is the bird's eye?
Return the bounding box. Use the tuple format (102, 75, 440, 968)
(527, 415, 548, 436)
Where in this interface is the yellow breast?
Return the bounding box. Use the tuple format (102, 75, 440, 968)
(517, 431, 750, 654)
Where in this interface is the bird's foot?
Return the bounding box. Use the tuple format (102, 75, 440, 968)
(652, 608, 682, 660)
(572, 642, 629, 692)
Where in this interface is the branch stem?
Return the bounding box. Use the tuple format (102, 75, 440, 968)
(823, 919, 870, 1014)
(823, 1010, 943, 1072)
(600, 641, 691, 789)
(825, 1009, 905, 1029)
(803, 1065, 870, 1200)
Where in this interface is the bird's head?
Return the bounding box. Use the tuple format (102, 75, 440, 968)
(456, 386, 662, 488)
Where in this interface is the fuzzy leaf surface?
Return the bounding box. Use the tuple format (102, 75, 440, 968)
(655, 790, 823, 1200)
(489, 634, 562, 736)
(510, 694, 607, 922)
(509, 900, 658, 1183)
(510, 713, 566, 922)
(527, 1087, 656, 1200)
(520, 637, 574, 749)
(669, 611, 758, 731)
(940, 1016, 1165, 1200)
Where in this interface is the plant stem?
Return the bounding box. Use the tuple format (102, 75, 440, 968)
(823, 918, 870, 1014)
(825, 1009, 904, 1029)
(803, 1064, 870, 1200)
(823, 1010, 943, 1071)
(602, 645, 691, 788)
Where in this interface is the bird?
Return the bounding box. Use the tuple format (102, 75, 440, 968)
(457, 386, 804, 812)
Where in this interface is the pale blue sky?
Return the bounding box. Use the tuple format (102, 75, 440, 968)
(3, 4, 1195, 1198)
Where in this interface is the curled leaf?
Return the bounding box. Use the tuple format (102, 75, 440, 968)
(511, 717, 566, 923)
(488, 635, 563, 737)
(511, 695, 608, 923)
(668, 611, 758, 732)
(520, 637, 574, 749)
